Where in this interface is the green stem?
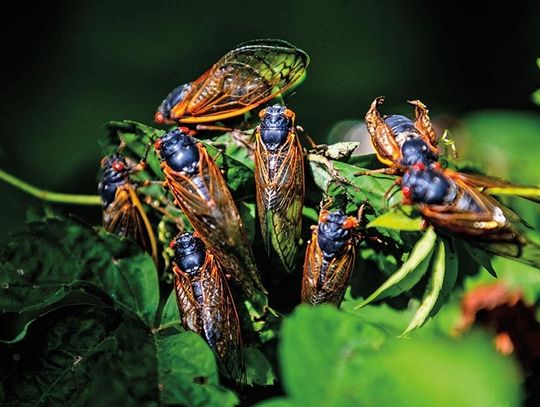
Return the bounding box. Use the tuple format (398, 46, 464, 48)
(0, 169, 101, 206)
(485, 186, 540, 197)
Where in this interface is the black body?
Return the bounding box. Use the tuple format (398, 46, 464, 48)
(172, 233, 207, 276)
(158, 129, 200, 174)
(98, 154, 128, 207)
(384, 114, 439, 167)
(317, 210, 353, 260)
(259, 104, 292, 151)
(400, 138, 438, 167)
(402, 167, 456, 205)
(156, 83, 192, 121)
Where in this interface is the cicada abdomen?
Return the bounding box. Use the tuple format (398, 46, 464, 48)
(302, 209, 359, 306)
(254, 104, 304, 273)
(98, 154, 158, 263)
(155, 128, 266, 297)
(171, 232, 244, 381)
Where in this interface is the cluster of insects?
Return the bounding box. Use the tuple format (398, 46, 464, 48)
(97, 39, 538, 382)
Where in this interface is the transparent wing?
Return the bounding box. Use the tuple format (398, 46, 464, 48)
(171, 40, 309, 123)
(255, 131, 304, 272)
(164, 146, 265, 296)
(103, 184, 158, 264)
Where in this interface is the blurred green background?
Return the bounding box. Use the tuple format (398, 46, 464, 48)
(1, 0, 539, 242)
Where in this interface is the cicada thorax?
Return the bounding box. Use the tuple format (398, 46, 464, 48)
(155, 39, 310, 125)
(156, 129, 266, 297)
(365, 97, 440, 169)
(170, 232, 244, 381)
(98, 154, 158, 263)
(301, 209, 359, 306)
(401, 165, 526, 251)
(254, 104, 304, 273)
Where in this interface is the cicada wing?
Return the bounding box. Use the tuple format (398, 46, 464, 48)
(365, 97, 403, 167)
(420, 175, 526, 259)
(301, 231, 355, 307)
(301, 231, 322, 304)
(451, 170, 540, 204)
(171, 40, 309, 123)
(172, 264, 201, 333)
(448, 170, 524, 224)
(318, 244, 356, 306)
(199, 256, 245, 383)
(255, 132, 304, 272)
(409, 99, 439, 147)
(103, 184, 158, 264)
(164, 146, 264, 296)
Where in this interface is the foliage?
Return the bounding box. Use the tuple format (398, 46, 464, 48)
(1, 115, 540, 405)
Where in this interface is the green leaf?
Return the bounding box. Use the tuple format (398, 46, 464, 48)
(255, 399, 298, 407)
(367, 210, 423, 231)
(0, 305, 237, 406)
(278, 305, 521, 407)
(101, 253, 159, 326)
(244, 346, 276, 386)
(307, 153, 398, 214)
(354, 228, 437, 308)
(202, 139, 255, 194)
(208, 130, 256, 170)
(280, 305, 386, 407)
(430, 238, 459, 317)
(157, 329, 239, 406)
(239, 201, 256, 242)
(0, 218, 159, 336)
(465, 243, 497, 277)
(402, 239, 447, 335)
(302, 206, 318, 222)
(159, 288, 180, 328)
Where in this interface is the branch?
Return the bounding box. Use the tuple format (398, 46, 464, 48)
(0, 169, 101, 206)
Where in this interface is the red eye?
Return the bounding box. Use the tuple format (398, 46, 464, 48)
(413, 163, 425, 171)
(112, 162, 125, 172)
(431, 162, 441, 170)
(154, 138, 163, 150)
(169, 239, 176, 249)
(342, 217, 359, 229)
(402, 186, 411, 198)
(319, 210, 329, 223)
(154, 112, 165, 124)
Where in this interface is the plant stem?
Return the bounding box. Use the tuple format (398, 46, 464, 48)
(485, 186, 540, 197)
(0, 168, 101, 206)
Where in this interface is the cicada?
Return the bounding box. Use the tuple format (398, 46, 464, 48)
(365, 96, 440, 169)
(155, 128, 266, 297)
(302, 209, 360, 306)
(254, 104, 304, 273)
(170, 232, 244, 381)
(98, 154, 158, 263)
(155, 39, 310, 125)
(401, 164, 528, 257)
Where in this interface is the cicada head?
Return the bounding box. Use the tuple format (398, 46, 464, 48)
(317, 210, 358, 260)
(259, 104, 294, 151)
(171, 232, 207, 276)
(98, 154, 129, 207)
(402, 166, 456, 205)
(156, 128, 200, 174)
(155, 83, 193, 124)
